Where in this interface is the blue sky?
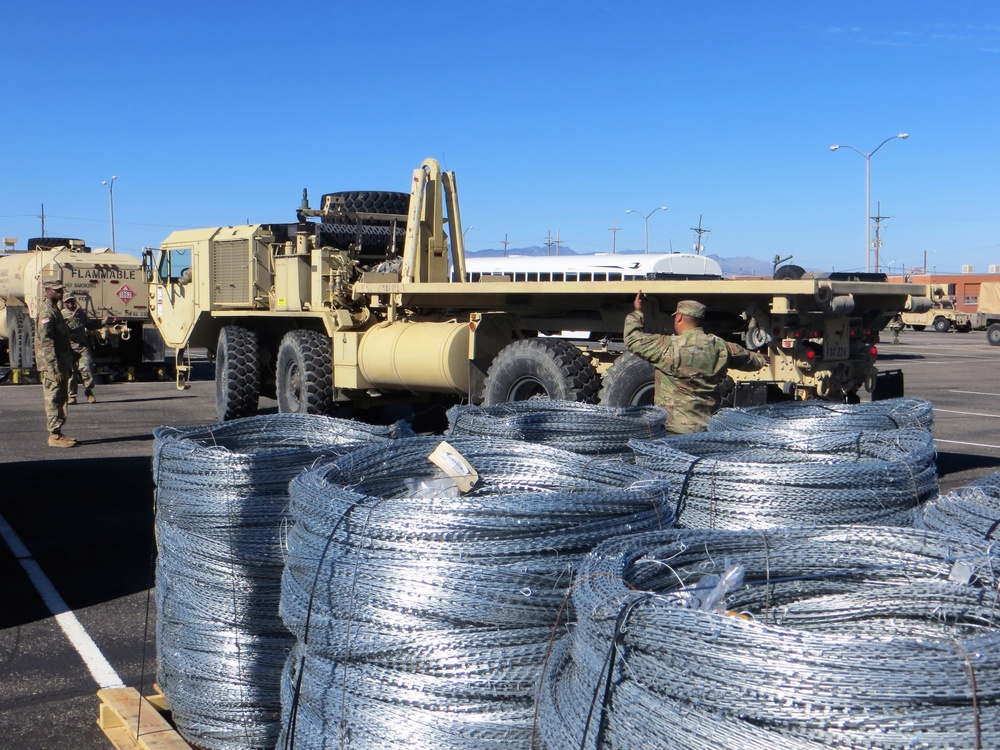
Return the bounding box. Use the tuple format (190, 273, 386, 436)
(2, 1, 999, 274)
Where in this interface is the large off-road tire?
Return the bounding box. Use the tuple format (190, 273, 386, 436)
(988, 323, 1000, 346)
(215, 326, 260, 421)
(320, 190, 411, 215)
(598, 352, 656, 407)
(481, 338, 600, 404)
(276, 329, 334, 415)
(933, 316, 951, 333)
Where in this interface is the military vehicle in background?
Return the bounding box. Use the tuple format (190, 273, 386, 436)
(0, 237, 161, 381)
(978, 282, 1000, 345)
(898, 297, 973, 332)
(145, 158, 941, 422)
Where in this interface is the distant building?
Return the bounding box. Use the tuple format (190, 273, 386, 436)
(888, 269, 1000, 312)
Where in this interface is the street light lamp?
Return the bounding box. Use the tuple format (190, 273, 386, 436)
(101, 176, 117, 252)
(830, 133, 908, 272)
(625, 206, 668, 254)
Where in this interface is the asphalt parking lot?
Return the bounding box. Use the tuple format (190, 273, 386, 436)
(1, 330, 998, 750)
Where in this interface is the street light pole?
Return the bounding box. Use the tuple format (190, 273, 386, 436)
(625, 206, 668, 254)
(102, 176, 117, 252)
(829, 134, 908, 273)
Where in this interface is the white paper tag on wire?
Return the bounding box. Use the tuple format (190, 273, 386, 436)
(428, 440, 479, 493)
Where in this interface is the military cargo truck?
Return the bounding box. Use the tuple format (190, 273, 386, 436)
(899, 297, 973, 332)
(978, 282, 1000, 345)
(0, 238, 159, 380)
(145, 158, 941, 421)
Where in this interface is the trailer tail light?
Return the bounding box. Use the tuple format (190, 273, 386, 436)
(805, 348, 816, 361)
(869, 346, 878, 359)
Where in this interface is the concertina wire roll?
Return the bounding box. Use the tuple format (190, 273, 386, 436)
(709, 396, 934, 434)
(152, 414, 409, 750)
(278, 436, 675, 749)
(917, 470, 1000, 542)
(445, 400, 667, 456)
(536, 525, 1000, 750)
(630, 427, 937, 529)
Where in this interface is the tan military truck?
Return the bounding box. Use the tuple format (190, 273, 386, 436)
(899, 297, 973, 332)
(0, 238, 159, 381)
(978, 282, 1000, 345)
(145, 158, 940, 421)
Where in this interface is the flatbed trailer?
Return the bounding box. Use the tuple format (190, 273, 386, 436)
(146, 158, 940, 420)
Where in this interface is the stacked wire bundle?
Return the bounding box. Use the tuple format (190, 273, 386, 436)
(537, 526, 1000, 750)
(710, 396, 934, 434)
(445, 400, 667, 456)
(153, 414, 407, 750)
(970, 471, 1000, 497)
(917, 484, 1000, 541)
(279, 436, 674, 749)
(630, 427, 937, 529)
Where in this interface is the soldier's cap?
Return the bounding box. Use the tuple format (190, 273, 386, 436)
(42, 280, 65, 291)
(673, 300, 706, 319)
(63, 294, 77, 303)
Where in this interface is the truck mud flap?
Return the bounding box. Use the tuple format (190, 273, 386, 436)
(725, 381, 768, 408)
(872, 369, 904, 401)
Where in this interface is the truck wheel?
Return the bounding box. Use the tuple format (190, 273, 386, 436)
(215, 326, 260, 421)
(933, 317, 951, 333)
(276, 329, 334, 415)
(481, 338, 600, 404)
(988, 324, 1000, 346)
(598, 352, 655, 406)
(320, 190, 411, 215)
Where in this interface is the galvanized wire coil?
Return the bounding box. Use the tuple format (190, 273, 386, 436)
(917, 484, 1000, 542)
(153, 414, 407, 750)
(446, 400, 667, 456)
(971, 471, 1000, 497)
(630, 428, 937, 529)
(536, 526, 1000, 750)
(709, 396, 934, 434)
(278, 436, 675, 749)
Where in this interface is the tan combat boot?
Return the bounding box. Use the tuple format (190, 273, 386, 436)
(85, 389, 96, 404)
(48, 433, 77, 448)
(68, 395, 77, 405)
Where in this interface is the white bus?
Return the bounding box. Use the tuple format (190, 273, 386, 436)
(463, 252, 723, 282)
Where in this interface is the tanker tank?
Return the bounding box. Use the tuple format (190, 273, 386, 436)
(0, 239, 158, 375)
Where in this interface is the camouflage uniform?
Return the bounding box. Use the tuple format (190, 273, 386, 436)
(35, 295, 75, 435)
(625, 307, 766, 434)
(62, 304, 97, 400)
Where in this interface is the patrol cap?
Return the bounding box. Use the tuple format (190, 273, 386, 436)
(673, 299, 706, 319)
(42, 280, 65, 291)
(63, 294, 77, 303)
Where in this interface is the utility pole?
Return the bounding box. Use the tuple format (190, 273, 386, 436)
(690, 215, 710, 255)
(38, 203, 46, 237)
(554, 230, 562, 256)
(501, 233, 510, 256)
(872, 202, 889, 273)
(544, 231, 554, 256)
(608, 220, 621, 254)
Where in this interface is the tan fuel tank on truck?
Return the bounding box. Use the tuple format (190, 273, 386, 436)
(0, 241, 150, 370)
(357, 320, 470, 394)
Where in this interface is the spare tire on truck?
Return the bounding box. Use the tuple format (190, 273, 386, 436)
(215, 325, 260, 421)
(316, 191, 411, 260)
(481, 338, 600, 404)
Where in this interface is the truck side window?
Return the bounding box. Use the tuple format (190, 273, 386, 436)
(158, 248, 193, 284)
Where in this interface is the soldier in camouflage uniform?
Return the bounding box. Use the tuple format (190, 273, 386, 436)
(625, 293, 767, 434)
(34, 280, 77, 447)
(61, 295, 107, 404)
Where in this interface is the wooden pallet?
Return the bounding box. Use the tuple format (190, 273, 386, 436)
(97, 686, 193, 750)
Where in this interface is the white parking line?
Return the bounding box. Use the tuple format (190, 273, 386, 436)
(951, 390, 1000, 397)
(936, 438, 1000, 450)
(0, 512, 124, 689)
(935, 409, 1000, 419)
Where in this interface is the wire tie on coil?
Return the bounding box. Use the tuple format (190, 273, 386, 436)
(675, 457, 704, 522)
(582, 593, 652, 750)
(984, 518, 1000, 542)
(759, 530, 772, 624)
(950, 639, 982, 750)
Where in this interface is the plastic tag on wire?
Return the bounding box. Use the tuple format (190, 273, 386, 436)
(670, 564, 745, 613)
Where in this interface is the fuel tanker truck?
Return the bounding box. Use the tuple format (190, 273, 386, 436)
(146, 158, 941, 422)
(0, 238, 155, 380)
